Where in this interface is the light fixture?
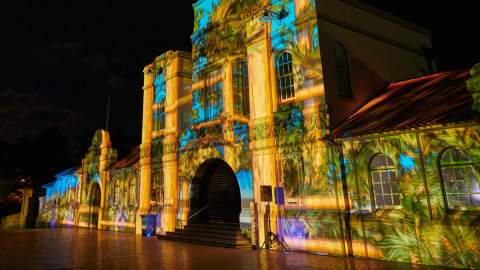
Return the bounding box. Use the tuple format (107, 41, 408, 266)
(259, 4, 289, 22)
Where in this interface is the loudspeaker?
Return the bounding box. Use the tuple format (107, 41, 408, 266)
(260, 185, 272, 202)
(274, 187, 284, 205)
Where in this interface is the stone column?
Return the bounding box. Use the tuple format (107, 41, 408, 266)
(97, 130, 112, 229)
(246, 18, 279, 247)
(222, 61, 236, 170)
(161, 53, 180, 233)
(75, 166, 84, 227)
(136, 65, 154, 234)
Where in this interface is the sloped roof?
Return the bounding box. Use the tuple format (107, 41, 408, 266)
(108, 146, 140, 170)
(54, 167, 79, 178)
(331, 69, 474, 138)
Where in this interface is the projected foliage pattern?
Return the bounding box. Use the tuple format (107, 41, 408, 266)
(38, 168, 79, 227)
(35, 0, 480, 268)
(341, 128, 480, 268)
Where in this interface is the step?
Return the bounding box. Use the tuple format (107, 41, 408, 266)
(158, 234, 251, 249)
(182, 227, 241, 236)
(165, 232, 251, 245)
(186, 222, 240, 230)
(170, 230, 244, 241)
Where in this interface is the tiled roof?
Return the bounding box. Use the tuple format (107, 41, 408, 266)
(108, 146, 140, 170)
(331, 69, 474, 138)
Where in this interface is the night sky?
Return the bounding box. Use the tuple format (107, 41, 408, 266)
(0, 1, 479, 188)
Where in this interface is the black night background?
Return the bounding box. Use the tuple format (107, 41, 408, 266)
(0, 0, 479, 204)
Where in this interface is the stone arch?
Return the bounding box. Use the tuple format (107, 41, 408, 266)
(189, 158, 241, 225)
(87, 181, 101, 228)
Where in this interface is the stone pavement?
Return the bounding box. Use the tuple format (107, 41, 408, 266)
(0, 228, 456, 270)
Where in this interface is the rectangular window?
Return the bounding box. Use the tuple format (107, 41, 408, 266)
(153, 104, 165, 131)
(151, 169, 164, 204)
(233, 61, 249, 116)
(114, 180, 120, 205)
(202, 82, 222, 121)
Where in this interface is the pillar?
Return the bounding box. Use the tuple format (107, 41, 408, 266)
(222, 60, 236, 169)
(136, 65, 154, 234)
(97, 130, 111, 229)
(246, 18, 279, 247)
(161, 53, 181, 233)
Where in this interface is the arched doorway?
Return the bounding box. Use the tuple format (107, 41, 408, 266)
(88, 182, 101, 228)
(190, 159, 241, 225)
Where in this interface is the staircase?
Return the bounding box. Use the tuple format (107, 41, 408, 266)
(157, 221, 251, 249)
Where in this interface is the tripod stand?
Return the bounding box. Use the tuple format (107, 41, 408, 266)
(259, 202, 290, 252)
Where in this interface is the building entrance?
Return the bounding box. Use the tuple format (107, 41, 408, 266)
(190, 159, 241, 225)
(88, 182, 101, 228)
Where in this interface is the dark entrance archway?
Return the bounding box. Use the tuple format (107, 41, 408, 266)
(190, 159, 241, 225)
(88, 182, 101, 228)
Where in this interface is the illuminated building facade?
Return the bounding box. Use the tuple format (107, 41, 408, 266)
(37, 0, 480, 268)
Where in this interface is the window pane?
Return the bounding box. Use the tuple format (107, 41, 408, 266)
(370, 154, 399, 208)
(277, 52, 294, 101)
(440, 148, 480, 209)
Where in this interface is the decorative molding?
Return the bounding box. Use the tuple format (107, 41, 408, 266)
(467, 63, 480, 113)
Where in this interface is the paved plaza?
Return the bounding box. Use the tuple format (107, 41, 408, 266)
(0, 228, 456, 270)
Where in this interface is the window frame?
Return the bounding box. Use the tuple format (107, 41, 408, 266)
(153, 104, 166, 131)
(232, 60, 250, 116)
(438, 147, 480, 211)
(368, 153, 401, 210)
(276, 51, 295, 103)
(151, 168, 164, 205)
(335, 42, 353, 99)
(128, 178, 136, 207)
(114, 179, 120, 206)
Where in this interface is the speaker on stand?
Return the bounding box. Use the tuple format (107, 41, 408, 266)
(259, 185, 290, 252)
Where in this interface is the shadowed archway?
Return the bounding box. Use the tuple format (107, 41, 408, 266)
(88, 182, 101, 228)
(189, 159, 241, 225)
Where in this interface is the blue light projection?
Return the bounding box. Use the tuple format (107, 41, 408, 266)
(193, 0, 220, 31)
(215, 145, 225, 157)
(193, 55, 208, 80)
(192, 83, 223, 124)
(154, 73, 166, 104)
(91, 173, 100, 184)
(236, 170, 253, 199)
(192, 90, 205, 124)
(400, 153, 416, 171)
(234, 122, 249, 143)
(271, 0, 297, 51)
(313, 26, 319, 49)
(179, 128, 198, 149)
(44, 168, 78, 198)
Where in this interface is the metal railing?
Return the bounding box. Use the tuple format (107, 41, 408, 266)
(178, 204, 209, 229)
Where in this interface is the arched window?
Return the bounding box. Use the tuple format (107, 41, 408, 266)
(114, 180, 120, 206)
(439, 147, 480, 210)
(370, 154, 400, 208)
(276, 52, 295, 101)
(128, 178, 136, 206)
(335, 42, 353, 98)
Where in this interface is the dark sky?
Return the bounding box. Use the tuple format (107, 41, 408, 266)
(0, 0, 479, 184)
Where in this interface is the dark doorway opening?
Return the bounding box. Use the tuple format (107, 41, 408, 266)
(88, 182, 101, 228)
(190, 159, 241, 225)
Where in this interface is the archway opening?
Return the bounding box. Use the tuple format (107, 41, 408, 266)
(190, 159, 241, 225)
(88, 182, 101, 228)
